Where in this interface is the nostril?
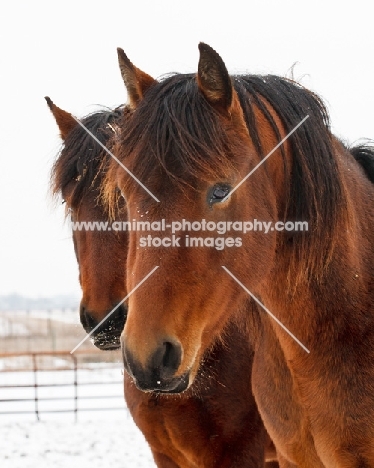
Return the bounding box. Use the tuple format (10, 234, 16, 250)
(122, 339, 187, 392)
(162, 341, 182, 374)
(150, 340, 182, 379)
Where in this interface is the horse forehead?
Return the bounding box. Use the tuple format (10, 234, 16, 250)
(127, 191, 198, 216)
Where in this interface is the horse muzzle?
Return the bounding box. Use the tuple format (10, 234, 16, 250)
(80, 303, 128, 350)
(121, 338, 190, 393)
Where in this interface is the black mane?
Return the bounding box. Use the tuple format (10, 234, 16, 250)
(236, 75, 348, 274)
(350, 143, 374, 183)
(119, 73, 348, 277)
(120, 73, 238, 185)
(51, 107, 123, 206)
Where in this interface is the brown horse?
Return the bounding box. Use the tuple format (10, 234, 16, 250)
(108, 44, 374, 467)
(47, 97, 128, 350)
(47, 98, 279, 467)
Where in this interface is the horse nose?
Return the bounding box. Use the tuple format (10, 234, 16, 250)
(79, 302, 128, 350)
(122, 338, 187, 392)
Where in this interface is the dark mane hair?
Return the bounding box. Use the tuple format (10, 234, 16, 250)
(118, 73, 241, 186)
(51, 107, 124, 207)
(237, 75, 349, 277)
(118, 73, 348, 279)
(350, 142, 374, 183)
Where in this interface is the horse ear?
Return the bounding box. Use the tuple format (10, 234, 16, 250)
(45, 97, 77, 140)
(117, 48, 157, 108)
(197, 43, 233, 113)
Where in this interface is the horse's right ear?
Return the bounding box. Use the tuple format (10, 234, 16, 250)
(45, 97, 77, 140)
(117, 48, 157, 108)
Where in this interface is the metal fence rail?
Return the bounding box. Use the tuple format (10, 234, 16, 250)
(0, 351, 125, 421)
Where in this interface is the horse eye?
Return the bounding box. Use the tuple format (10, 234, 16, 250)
(208, 184, 231, 205)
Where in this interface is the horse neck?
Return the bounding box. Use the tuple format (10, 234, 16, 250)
(256, 144, 374, 355)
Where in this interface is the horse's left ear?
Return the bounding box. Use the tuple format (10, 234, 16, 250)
(197, 43, 233, 114)
(44, 97, 77, 140)
(117, 48, 157, 108)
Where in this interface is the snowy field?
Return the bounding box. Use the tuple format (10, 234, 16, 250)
(0, 310, 156, 466)
(1, 367, 156, 467)
(1, 414, 156, 468)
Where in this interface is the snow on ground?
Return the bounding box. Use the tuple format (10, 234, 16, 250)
(1, 413, 156, 468)
(1, 367, 156, 467)
(0, 311, 157, 466)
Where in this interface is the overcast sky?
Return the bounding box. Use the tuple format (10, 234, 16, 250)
(0, 0, 373, 298)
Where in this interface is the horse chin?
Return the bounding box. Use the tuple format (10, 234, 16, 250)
(130, 370, 191, 394)
(91, 332, 121, 350)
